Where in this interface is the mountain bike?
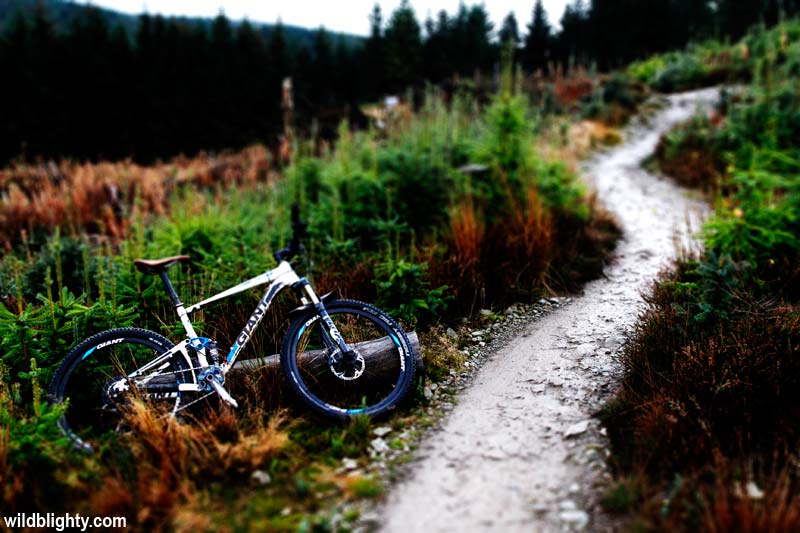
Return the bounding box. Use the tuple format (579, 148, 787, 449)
(48, 206, 417, 451)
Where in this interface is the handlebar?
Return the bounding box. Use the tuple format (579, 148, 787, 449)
(274, 203, 307, 263)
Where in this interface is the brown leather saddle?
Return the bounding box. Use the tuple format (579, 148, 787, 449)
(133, 255, 190, 275)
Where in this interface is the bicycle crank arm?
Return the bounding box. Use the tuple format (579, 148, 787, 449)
(207, 379, 239, 408)
(146, 383, 213, 393)
(177, 383, 205, 392)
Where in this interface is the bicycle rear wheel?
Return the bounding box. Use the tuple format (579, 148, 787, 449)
(281, 299, 416, 420)
(48, 328, 189, 451)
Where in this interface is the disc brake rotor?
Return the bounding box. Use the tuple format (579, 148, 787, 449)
(329, 348, 366, 381)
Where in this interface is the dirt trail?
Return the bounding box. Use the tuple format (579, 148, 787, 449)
(377, 89, 720, 532)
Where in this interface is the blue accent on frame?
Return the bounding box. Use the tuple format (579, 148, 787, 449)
(189, 337, 212, 348)
(227, 343, 239, 362)
(81, 346, 97, 361)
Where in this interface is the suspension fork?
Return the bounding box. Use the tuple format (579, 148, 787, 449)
(295, 279, 350, 356)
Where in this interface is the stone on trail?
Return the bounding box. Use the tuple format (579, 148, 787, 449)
(559, 509, 589, 530)
(341, 457, 359, 471)
(373, 426, 392, 437)
(370, 437, 390, 454)
(564, 420, 590, 438)
(251, 469, 271, 485)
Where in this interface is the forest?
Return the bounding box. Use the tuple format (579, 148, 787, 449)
(1, 0, 798, 164)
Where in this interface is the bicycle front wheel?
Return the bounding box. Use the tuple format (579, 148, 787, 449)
(48, 328, 189, 451)
(281, 299, 416, 420)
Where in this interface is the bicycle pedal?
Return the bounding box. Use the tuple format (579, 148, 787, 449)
(208, 379, 238, 409)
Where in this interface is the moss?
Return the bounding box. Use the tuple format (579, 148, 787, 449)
(348, 476, 384, 499)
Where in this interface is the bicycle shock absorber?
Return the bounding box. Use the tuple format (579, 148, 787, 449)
(187, 337, 238, 407)
(188, 337, 220, 365)
(207, 341, 220, 365)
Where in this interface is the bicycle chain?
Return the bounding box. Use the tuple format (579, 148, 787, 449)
(140, 362, 215, 379)
(173, 391, 216, 413)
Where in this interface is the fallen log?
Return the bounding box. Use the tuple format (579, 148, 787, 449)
(233, 331, 422, 375)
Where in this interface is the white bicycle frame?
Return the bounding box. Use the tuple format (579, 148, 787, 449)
(127, 260, 323, 393)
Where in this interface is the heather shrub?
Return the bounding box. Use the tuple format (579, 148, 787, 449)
(654, 113, 724, 191)
(605, 18, 800, 530)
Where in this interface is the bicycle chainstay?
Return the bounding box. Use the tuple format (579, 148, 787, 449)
(128, 362, 229, 408)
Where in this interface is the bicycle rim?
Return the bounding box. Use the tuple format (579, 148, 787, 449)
(285, 304, 412, 417)
(54, 334, 184, 449)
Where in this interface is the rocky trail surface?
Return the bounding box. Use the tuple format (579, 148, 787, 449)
(375, 88, 720, 532)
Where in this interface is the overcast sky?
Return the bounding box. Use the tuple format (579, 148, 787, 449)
(77, 1, 571, 36)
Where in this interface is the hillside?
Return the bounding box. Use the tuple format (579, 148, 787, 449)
(0, 0, 362, 49)
(0, 0, 366, 165)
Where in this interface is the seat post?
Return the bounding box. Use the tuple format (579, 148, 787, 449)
(160, 271, 183, 307)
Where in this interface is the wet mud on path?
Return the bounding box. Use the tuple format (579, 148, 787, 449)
(376, 88, 720, 532)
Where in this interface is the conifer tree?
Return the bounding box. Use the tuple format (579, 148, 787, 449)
(558, 0, 589, 65)
(464, 5, 493, 73)
(499, 12, 521, 47)
(524, 0, 551, 72)
(384, 0, 422, 90)
(268, 21, 290, 80)
(364, 4, 386, 97)
(310, 27, 334, 106)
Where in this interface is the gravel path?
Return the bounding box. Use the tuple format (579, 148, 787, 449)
(377, 89, 719, 532)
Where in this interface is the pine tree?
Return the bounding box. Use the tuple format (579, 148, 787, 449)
(524, 0, 551, 72)
(422, 10, 451, 83)
(364, 4, 386, 97)
(384, 0, 422, 91)
(310, 27, 334, 105)
(558, 0, 589, 65)
(464, 5, 494, 73)
(499, 12, 521, 47)
(268, 22, 290, 80)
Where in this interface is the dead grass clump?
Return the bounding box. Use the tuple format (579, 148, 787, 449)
(447, 198, 485, 294)
(438, 182, 619, 313)
(513, 187, 555, 274)
(612, 452, 800, 532)
(653, 114, 726, 193)
(122, 401, 289, 479)
(655, 141, 724, 192)
(701, 459, 800, 533)
(213, 412, 288, 472)
(450, 198, 485, 274)
(0, 146, 273, 247)
(554, 76, 596, 107)
(538, 120, 623, 173)
(418, 326, 466, 382)
(610, 303, 800, 469)
(93, 400, 289, 530)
